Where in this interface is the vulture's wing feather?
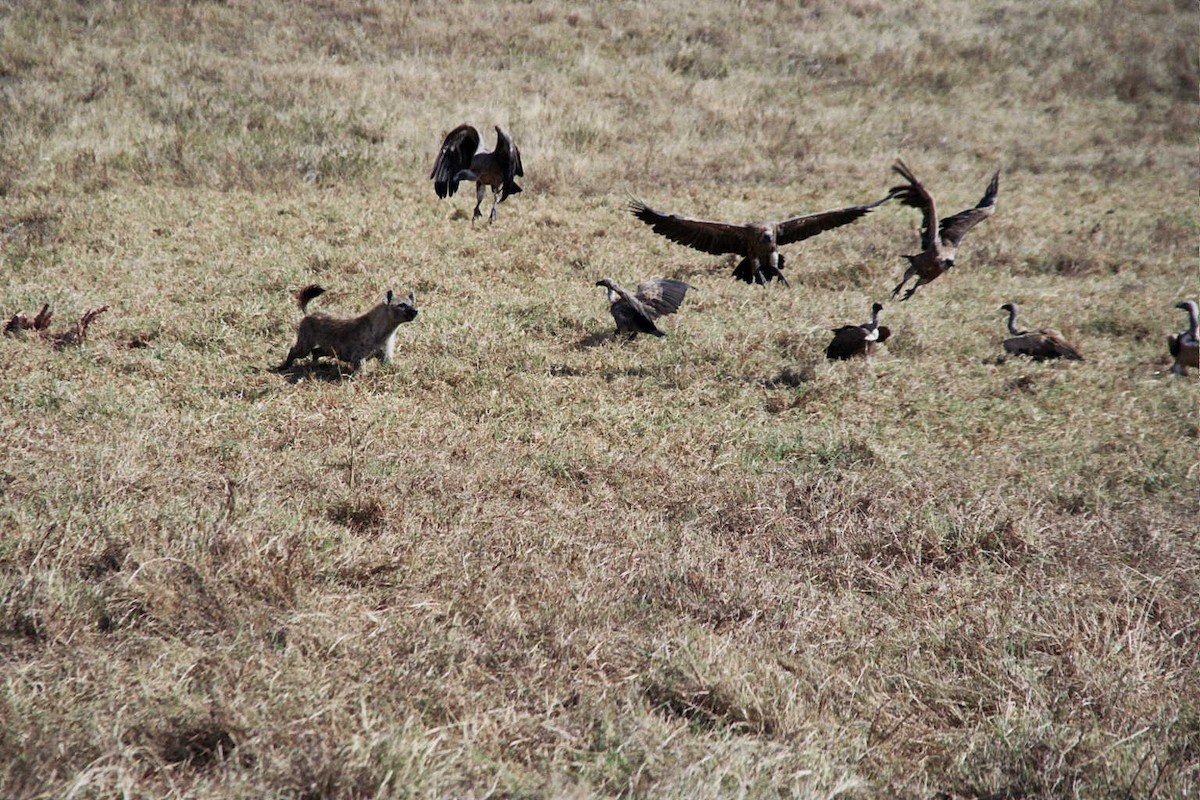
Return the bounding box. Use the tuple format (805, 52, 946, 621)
(825, 325, 869, 359)
(1005, 330, 1083, 361)
(889, 159, 938, 251)
(939, 170, 999, 247)
(495, 126, 524, 178)
(829, 324, 869, 342)
(629, 200, 750, 256)
(494, 126, 524, 199)
(1039, 329, 1083, 360)
(775, 197, 888, 246)
(430, 125, 481, 198)
(635, 278, 691, 319)
(611, 300, 662, 336)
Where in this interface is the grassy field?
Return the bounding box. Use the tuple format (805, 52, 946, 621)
(1, 1, 1197, 798)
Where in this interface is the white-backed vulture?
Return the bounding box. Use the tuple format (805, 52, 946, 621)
(1168, 300, 1199, 375)
(629, 194, 891, 287)
(1000, 303, 1083, 361)
(595, 277, 691, 338)
(825, 302, 891, 360)
(430, 124, 524, 223)
(889, 160, 999, 301)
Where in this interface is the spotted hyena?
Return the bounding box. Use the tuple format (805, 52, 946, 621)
(280, 285, 418, 372)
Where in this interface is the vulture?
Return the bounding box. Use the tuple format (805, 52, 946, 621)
(430, 124, 524, 223)
(1168, 300, 1199, 375)
(825, 302, 891, 360)
(629, 194, 891, 287)
(595, 277, 691, 339)
(889, 159, 999, 301)
(1000, 303, 1083, 361)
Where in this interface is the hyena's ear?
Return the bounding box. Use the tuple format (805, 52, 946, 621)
(407, 291, 415, 304)
(385, 290, 394, 304)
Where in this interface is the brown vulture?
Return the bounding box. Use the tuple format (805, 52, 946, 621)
(1000, 303, 1083, 361)
(825, 302, 891, 360)
(430, 124, 524, 223)
(628, 194, 891, 287)
(889, 159, 999, 301)
(595, 277, 691, 338)
(1168, 300, 1199, 375)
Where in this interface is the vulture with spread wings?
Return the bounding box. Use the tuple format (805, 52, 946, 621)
(888, 159, 999, 301)
(999, 303, 1083, 361)
(629, 194, 890, 287)
(595, 277, 692, 338)
(430, 124, 524, 223)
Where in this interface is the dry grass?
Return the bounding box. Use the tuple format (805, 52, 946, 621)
(1, 1, 1197, 798)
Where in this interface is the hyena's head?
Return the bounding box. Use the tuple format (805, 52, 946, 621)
(381, 290, 419, 325)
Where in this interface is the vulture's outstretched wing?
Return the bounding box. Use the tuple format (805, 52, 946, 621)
(494, 126, 524, 200)
(430, 125, 481, 198)
(889, 159, 938, 251)
(939, 170, 999, 247)
(775, 197, 888, 246)
(635, 278, 691, 319)
(629, 200, 751, 256)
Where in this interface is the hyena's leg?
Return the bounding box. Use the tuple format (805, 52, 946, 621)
(380, 333, 397, 363)
(281, 342, 306, 369)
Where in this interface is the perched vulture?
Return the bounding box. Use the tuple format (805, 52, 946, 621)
(1168, 300, 1199, 375)
(629, 194, 891, 287)
(825, 302, 891, 360)
(595, 277, 691, 338)
(888, 159, 999, 301)
(1000, 303, 1083, 361)
(430, 124, 524, 222)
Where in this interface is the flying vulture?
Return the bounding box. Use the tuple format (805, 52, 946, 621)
(595, 277, 691, 338)
(1000, 303, 1083, 361)
(629, 194, 891, 287)
(430, 124, 524, 223)
(825, 302, 891, 360)
(1168, 300, 1199, 375)
(889, 159, 999, 301)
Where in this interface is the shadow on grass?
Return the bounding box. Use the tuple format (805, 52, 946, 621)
(271, 361, 353, 383)
(573, 330, 622, 349)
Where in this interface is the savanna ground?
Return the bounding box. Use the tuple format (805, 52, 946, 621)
(1, 1, 1197, 797)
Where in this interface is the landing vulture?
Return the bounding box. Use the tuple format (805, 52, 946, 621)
(629, 194, 890, 287)
(825, 302, 891, 360)
(595, 277, 691, 338)
(889, 160, 999, 301)
(1168, 300, 1199, 375)
(430, 124, 524, 223)
(1000, 303, 1083, 361)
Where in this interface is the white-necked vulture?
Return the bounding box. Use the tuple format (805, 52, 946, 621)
(595, 277, 691, 338)
(1000, 303, 1083, 361)
(825, 302, 891, 360)
(889, 160, 999, 301)
(1168, 300, 1199, 375)
(430, 124, 524, 223)
(629, 194, 891, 287)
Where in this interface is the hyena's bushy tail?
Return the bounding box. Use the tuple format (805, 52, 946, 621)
(297, 284, 326, 312)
